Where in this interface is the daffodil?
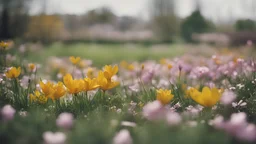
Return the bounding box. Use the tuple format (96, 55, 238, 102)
(29, 90, 48, 104)
(156, 89, 174, 105)
(97, 71, 119, 91)
(84, 78, 99, 91)
(69, 56, 81, 65)
(189, 86, 221, 107)
(63, 74, 84, 94)
(103, 65, 118, 81)
(5, 67, 21, 78)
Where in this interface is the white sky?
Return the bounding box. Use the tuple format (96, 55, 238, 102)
(30, 0, 256, 22)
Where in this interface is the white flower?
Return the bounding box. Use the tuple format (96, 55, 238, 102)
(56, 112, 74, 129)
(113, 129, 133, 144)
(232, 100, 247, 108)
(121, 121, 137, 127)
(1, 105, 16, 121)
(129, 83, 140, 92)
(43, 131, 66, 144)
(236, 84, 244, 89)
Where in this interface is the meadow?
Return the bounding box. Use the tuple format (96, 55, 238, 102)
(1, 41, 256, 144)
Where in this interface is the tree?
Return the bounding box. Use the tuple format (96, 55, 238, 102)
(181, 10, 210, 42)
(86, 7, 116, 25)
(150, 0, 179, 42)
(235, 19, 256, 32)
(25, 15, 65, 43)
(0, 0, 30, 39)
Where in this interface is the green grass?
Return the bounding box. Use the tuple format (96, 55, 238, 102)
(27, 42, 187, 66)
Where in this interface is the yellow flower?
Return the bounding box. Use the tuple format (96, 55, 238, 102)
(103, 65, 118, 80)
(86, 68, 94, 79)
(0, 41, 9, 50)
(141, 64, 145, 70)
(29, 90, 48, 104)
(160, 58, 167, 65)
(63, 74, 84, 94)
(40, 81, 66, 100)
(5, 67, 21, 78)
(120, 61, 128, 68)
(189, 86, 221, 107)
(53, 82, 66, 99)
(28, 63, 36, 72)
(69, 56, 81, 65)
(156, 89, 174, 105)
(167, 64, 173, 70)
(84, 78, 100, 91)
(127, 64, 135, 71)
(97, 71, 119, 91)
(40, 81, 55, 99)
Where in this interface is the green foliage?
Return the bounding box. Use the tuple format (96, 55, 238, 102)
(235, 19, 256, 32)
(150, 0, 179, 41)
(181, 10, 211, 42)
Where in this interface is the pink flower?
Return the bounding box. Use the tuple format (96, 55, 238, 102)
(236, 124, 256, 142)
(220, 90, 236, 105)
(209, 115, 224, 129)
(142, 100, 166, 121)
(113, 129, 133, 144)
(225, 112, 248, 136)
(56, 112, 74, 129)
(1, 105, 16, 121)
(141, 70, 154, 84)
(43, 131, 66, 144)
(166, 112, 182, 126)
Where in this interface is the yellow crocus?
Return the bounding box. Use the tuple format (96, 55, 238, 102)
(40, 81, 55, 97)
(5, 67, 21, 78)
(86, 68, 94, 79)
(189, 86, 221, 107)
(167, 64, 173, 70)
(120, 61, 128, 68)
(160, 58, 167, 65)
(40, 81, 66, 100)
(0, 41, 9, 49)
(63, 74, 84, 94)
(127, 64, 135, 71)
(97, 71, 119, 91)
(53, 82, 66, 99)
(156, 89, 174, 105)
(84, 78, 100, 91)
(28, 63, 36, 72)
(69, 56, 81, 65)
(103, 65, 118, 80)
(29, 90, 48, 104)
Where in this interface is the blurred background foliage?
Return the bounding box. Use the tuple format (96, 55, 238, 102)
(0, 0, 256, 46)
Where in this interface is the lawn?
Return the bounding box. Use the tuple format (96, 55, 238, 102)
(27, 42, 191, 66)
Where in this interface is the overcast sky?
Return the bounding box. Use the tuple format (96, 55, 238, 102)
(30, 0, 256, 22)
